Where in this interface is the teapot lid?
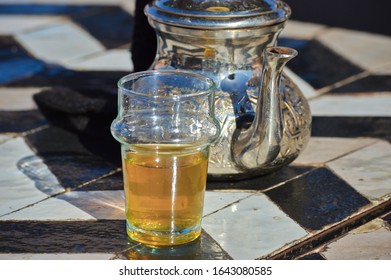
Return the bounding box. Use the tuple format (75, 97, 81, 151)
(145, 0, 291, 29)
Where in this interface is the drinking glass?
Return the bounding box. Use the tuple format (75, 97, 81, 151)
(111, 70, 220, 247)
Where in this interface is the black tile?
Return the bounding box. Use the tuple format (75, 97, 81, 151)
(383, 211, 391, 227)
(21, 153, 117, 189)
(0, 220, 231, 258)
(265, 168, 371, 230)
(0, 57, 46, 86)
(70, 6, 134, 49)
(26, 125, 98, 155)
(79, 164, 314, 192)
(278, 38, 310, 51)
(0, 220, 127, 254)
(35, 87, 117, 132)
(312, 116, 391, 142)
(207, 165, 314, 191)
(278, 38, 363, 89)
(8, 66, 127, 92)
(0, 110, 47, 133)
(0, 4, 101, 16)
(79, 163, 314, 193)
(0, 37, 46, 85)
(285, 0, 391, 37)
(26, 87, 122, 167)
(25, 126, 119, 189)
(331, 75, 391, 93)
(122, 231, 232, 260)
(77, 171, 123, 191)
(0, 36, 126, 88)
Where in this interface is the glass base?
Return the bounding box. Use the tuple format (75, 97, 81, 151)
(126, 221, 201, 247)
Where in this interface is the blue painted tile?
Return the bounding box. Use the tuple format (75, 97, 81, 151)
(0, 37, 45, 85)
(265, 168, 371, 230)
(71, 6, 134, 49)
(0, 57, 45, 85)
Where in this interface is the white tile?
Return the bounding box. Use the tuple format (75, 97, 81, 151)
(120, 0, 135, 14)
(309, 93, 391, 117)
(0, 0, 31, 3)
(202, 194, 307, 259)
(0, 137, 65, 216)
(317, 28, 391, 71)
(294, 137, 378, 165)
(2, 190, 251, 221)
(327, 140, 391, 200)
(0, 253, 116, 260)
(68, 49, 133, 71)
(15, 22, 105, 66)
(203, 191, 252, 216)
(0, 134, 13, 145)
(280, 20, 327, 39)
(56, 190, 125, 219)
(0, 195, 96, 221)
(0, 190, 125, 221)
(371, 61, 391, 75)
(0, 87, 43, 111)
(0, 15, 64, 35)
(322, 220, 391, 260)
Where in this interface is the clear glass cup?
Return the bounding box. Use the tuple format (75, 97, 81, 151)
(111, 70, 220, 247)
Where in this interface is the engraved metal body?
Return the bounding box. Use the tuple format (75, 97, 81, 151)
(145, 0, 312, 180)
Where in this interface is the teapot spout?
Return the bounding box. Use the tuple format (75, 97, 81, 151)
(232, 46, 298, 170)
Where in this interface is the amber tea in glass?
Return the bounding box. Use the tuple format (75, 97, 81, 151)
(123, 144, 208, 246)
(111, 70, 220, 246)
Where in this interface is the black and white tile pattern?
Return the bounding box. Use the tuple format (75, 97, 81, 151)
(0, 0, 390, 260)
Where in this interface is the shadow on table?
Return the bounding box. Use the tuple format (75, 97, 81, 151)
(122, 232, 231, 260)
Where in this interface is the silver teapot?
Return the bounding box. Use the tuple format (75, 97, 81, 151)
(145, 0, 312, 180)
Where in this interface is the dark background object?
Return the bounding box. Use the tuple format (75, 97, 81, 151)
(131, 0, 156, 72)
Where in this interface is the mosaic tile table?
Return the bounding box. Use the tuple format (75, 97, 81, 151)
(0, 1, 391, 260)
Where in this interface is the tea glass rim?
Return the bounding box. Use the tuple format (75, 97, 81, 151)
(117, 70, 216, 100)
